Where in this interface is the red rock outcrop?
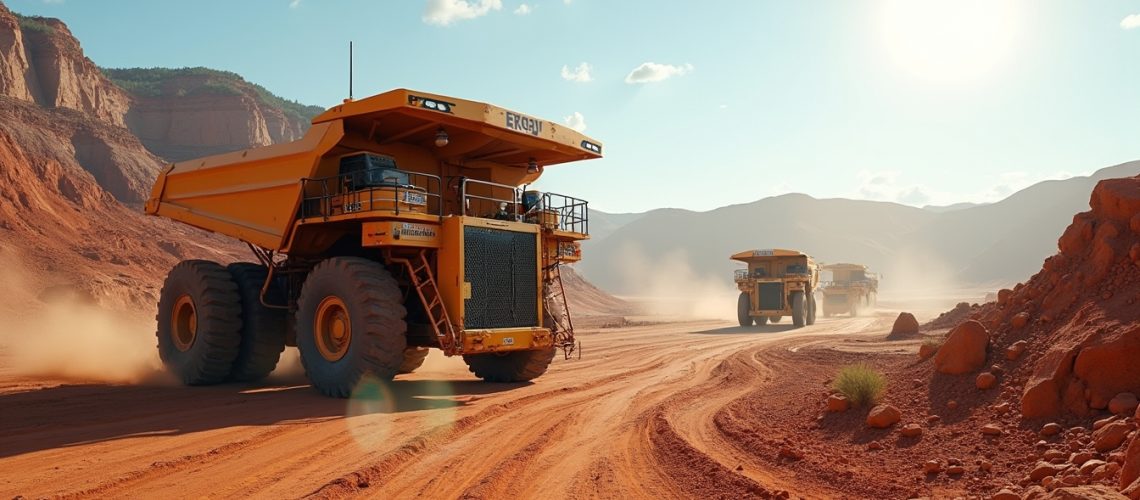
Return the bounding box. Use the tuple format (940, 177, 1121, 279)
(936, 176, 1140, 419)
(933, 320, 989, 375)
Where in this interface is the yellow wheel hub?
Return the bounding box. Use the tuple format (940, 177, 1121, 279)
(171, 294, 197, 352)
(315, 296, 352, 362)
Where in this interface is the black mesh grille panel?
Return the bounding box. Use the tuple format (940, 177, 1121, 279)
(464, 226, 539, 329)
(757, 282, 784, 310)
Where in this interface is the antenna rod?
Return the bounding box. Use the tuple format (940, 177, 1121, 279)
(349, 41, 354, 100)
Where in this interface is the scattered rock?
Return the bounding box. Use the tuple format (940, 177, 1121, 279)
(979, 459, 993, 472)
(778, 446, 804, 461)
(1040, 485, 1129, 499)
(866, 404, 901, 429)
(900, 423, 923, 438)
(977, 372, 998, 390)
(890, 312, 920, 337)
(946, 465, 965, 475)
(934, 320, 990, 375)
(947, 400, 959, 410)
(1042, 423, 1064, 437)
(1079, 460, 1107, 476)
(992, 488, 1019, 500)
(994, 402, 1012, 415)
(1071, 452, 1095, 466)
(982, 424, 1003, 436)
(866, 441, 883, 451)
(1044, 450, 1069, 461)
(826, 394, 849, 413)
(1095, 416, 1119, 431)
(1030, 461, 1064, 481)
(1007, 340, 1029, 360)
(1024, 486, 1047, 500)
(1093, 421, 1131, 453)
(1110, 393, 1140, 416)
(927, 415, 942, 424)
(923, 460, 942, 474)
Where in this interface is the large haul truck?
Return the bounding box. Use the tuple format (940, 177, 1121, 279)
(146, 89, 602, 397)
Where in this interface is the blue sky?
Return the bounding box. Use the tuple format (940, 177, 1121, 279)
(8, 0, 1140, 213)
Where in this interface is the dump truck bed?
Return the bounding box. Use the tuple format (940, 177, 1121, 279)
(145, 88, 603, 251)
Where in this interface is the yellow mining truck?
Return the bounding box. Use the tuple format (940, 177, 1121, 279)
(820, 263, 879, 317)
(145, 89, 601, 397)
(731, 249, 819, 328)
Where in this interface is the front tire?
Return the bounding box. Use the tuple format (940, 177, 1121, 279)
(398, 347, 430, 374)
(737, 292, 753, 327)
(296, 257, 407, 398)
(156, 260, 242, 385)
(227, 263, 287, 382)
(807, 292, 817, 326)
(792, 291, 806, 328)
(463, 348, 556, 382)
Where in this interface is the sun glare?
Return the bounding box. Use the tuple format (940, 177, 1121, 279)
(877, 0, 1024, 84)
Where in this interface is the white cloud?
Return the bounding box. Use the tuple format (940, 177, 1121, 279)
(423, 0, 503, 26)
(514, 3, 531, 15)
(560, 62, 593, 83)
(624, 62, 694, 84)
(563, 112, 587, 132)
(854, 169, 1083, 207)
(1122, 14, 1140, 30)
(289, 0, 301, 8)
(42, 0, 64, 3)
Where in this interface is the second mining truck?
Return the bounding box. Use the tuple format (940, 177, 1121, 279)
(145, 89, 601, 397)
(732, 249, 820, 328)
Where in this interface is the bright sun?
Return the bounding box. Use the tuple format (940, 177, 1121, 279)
(877, 0, 1025, 84)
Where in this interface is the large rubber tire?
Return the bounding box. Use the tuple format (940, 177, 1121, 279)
(398, 347, 430, 374)
(755, 315, 768, 326)
(770, 316, 782, 323)
(791, 291, 806, 328)
(296, 257, 407, 398)
(807, 292, 817, 326)
(156, 260, 242, 385)
(226, 263, 287, 382)
(737, 292, 753, 327)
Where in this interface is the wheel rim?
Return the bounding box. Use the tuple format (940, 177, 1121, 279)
(171, 294, 197, 352)
(315, 296, 352, 362)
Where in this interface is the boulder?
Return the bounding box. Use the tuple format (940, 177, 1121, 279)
(890, 312, 919, 337)
(946, 465, 965, 475)
(977, 372, 998, 390)
(918, 342, 937, 360)
(1022, 350, 1077, 418)
(1011, 312, 1031, 329)
(1030, 461, 1064, 481)
(1073, 326, 1140, 406)
(1111, 393, 1140, 416)
(1071, 451, 1094, 466)
(992, 489, 1019, 500)
(1079, 460, 1108, 476)
(1120, 436, 1140, 490)
(1093, 421, 1132, 453)
(866, 404, 901, 428)
(826, 394, 849, 413)
(923, 460, 942, 474)
(934, 320, 990, 375)
(997, 288, 1013, 306)
(982, 424, 1003, 436)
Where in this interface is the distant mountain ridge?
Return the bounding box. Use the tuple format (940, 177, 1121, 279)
(580, 162, 1140, 293)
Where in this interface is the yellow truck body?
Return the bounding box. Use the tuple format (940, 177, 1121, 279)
(731, 249, 820, 328)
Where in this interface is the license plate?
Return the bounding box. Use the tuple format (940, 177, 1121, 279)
(403, 191, 427, 205)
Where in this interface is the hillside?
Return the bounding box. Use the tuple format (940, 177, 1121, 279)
(581, 162, 1140, 294)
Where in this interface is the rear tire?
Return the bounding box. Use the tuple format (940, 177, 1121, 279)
(156, 260, 242, 385)
(296, 257, 407, 398)
(398, 347, 430, 374)
(807, 293, 817, 326)
(755, 315, 769, 326)
(227, 263, 287, 382)
(737, 292, 753, 327)
(770, 316, 782, 323)
(792, 291, 805, 328)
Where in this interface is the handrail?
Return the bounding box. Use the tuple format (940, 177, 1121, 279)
(300, 169, 444, 219)
(459, 177, 522, 219)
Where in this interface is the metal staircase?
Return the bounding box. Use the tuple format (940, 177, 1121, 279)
(388, 250, 459, 352)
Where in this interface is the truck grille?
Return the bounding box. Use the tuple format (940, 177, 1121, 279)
(463, 226, 538, 329)
(757, 282, 784, 310)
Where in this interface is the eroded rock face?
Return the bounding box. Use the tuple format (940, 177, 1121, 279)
(0, 4, 34, 102)
(933, 320, 989, 375)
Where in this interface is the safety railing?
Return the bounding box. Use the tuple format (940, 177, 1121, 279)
(459, 178, 523, 221)
(734, 269, 751, 281)
(300, 170, 443, 219)
(530, 191, 589, 235)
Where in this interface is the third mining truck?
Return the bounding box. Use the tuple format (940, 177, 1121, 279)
(732, 249, 819, 328)
(145, 89, 601, 397)
(820, 263, 879, 317)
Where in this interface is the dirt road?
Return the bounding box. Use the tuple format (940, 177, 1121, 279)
(0, 315, 891, 499)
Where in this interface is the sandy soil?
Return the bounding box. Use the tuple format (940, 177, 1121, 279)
(0, 304, 957, 499)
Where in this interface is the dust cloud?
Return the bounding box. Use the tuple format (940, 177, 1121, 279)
(875, 249, 990, 318)
(0, 298, 172, 384)
(611, 243, 737, 320)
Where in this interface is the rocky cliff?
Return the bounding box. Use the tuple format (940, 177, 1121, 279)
(103, 67, 322, 161)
